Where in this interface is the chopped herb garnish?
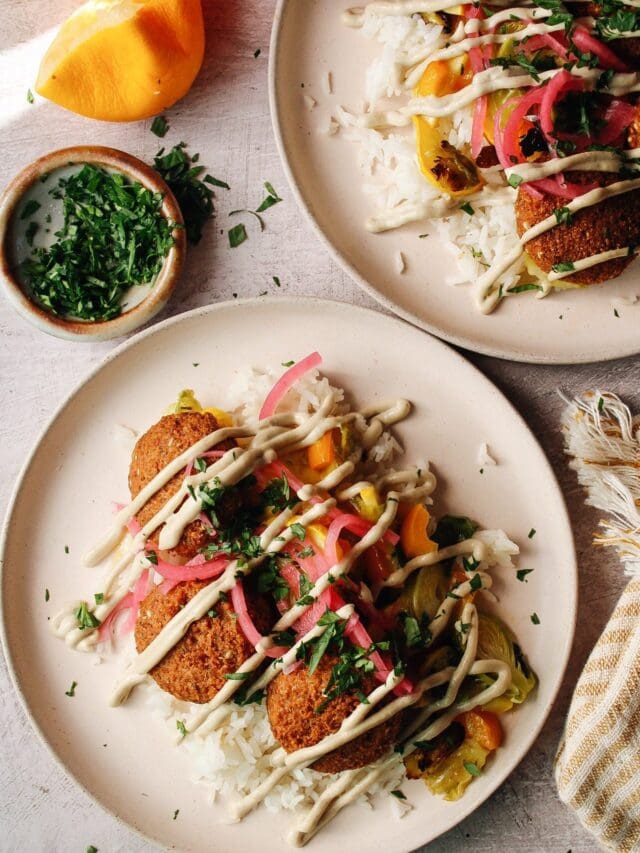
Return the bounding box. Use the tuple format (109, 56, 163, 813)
(460, 202, 475, 215)
(20, 199, 41, 220)
(228, 223, 248, 248)
(554, 206, 573, 225)
(223, 671, 252, 680)
(598, 396, 605, 413)
(517, 568, 534, 582)
(74, 601, 101, 630)
(282, 359, 294, 367)
(614, 308, 620, 318)
(65, 680, 77, 697)
(64, 545, 69, 554)
(528, 528, 536, 539)
(273, 275, 281, 287)
(552, 261, 575, 273)
(531, 611, 541, 625)
(254, 48, 261, 58)
(507, 174, 523, 188)
(469, 573, 482, 592)
(87, 847, 98, 853)
(464, 761, 481, 777)
(204, 174, 230, 190)
(290, 522, 306, 540)
(194, 457, 208, 473)
(146, 550, 159, 565)
(25, 220, 38, 246)
(22, 164, 175, 320)
(418, 233, 429, 238)
(256, 181, 282, 213)
(26, 89, 34, 104)
(45, 588, 50, 602)
(150, 115, 169, 137)
(173, 809, 180, 820)
(153, 143, 219, 244)
(94, 592, 104, 605)
(390, 789, 407, 800)
(176, 719, 188, 737)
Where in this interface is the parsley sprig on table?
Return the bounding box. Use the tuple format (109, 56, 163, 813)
(22, 164, 175, 321)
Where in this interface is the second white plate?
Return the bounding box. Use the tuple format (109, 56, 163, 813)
(270, 0, 640, 363)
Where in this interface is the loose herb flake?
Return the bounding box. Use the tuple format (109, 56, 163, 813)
(464, 761, 481, 777)
(65, 680, 77, 697)
(390, 789, 407, 800)
(176, 719, 188, 737)
(150, 115, 169, 138)
(530, 611, 541, 625)
(228, 223, 248, 248)
(517, 568, 534, 582)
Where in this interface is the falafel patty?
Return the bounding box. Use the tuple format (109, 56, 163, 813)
(515, 171, 640, 285)
(135, 578, 274, 703)
(129, 412, 220, 562)
(266, 653, 403, 773)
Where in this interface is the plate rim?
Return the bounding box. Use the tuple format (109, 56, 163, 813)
(268, 0, 640, 366)
(0, 296, 578, 851)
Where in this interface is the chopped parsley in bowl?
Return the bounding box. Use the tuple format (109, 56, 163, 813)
(0, 145, 185, 341)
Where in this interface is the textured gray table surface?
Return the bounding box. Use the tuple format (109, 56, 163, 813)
(1, 2, 639, 851)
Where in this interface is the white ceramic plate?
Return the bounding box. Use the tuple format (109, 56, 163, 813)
(269, 0, 640, 364)
(1, 298, 576, 852)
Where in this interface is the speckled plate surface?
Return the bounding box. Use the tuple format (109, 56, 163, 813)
(1, 298, 576, 851)
(270, 0, 640, 364)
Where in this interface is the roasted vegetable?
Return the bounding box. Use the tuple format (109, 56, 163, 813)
(419, 738, 490, 800)
(414, 119, 483, 196)
(307, 428, 339, 471)
(352, 484, 386, 523)
(475, 613, 537, 709)
(432, 515, 477, 548)
(456, 709, 503, 750)
(401, 504, 438, 559)
(412, 56, 482, 196)
(167, 389, 233, 426)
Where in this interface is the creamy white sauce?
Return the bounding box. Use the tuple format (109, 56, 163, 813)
(547, 247, 635, 280)
(55, 384, 514, 841)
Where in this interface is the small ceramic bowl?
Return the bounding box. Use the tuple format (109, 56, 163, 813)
(0, 145, 186, 342)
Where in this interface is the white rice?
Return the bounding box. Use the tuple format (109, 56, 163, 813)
(340, 13, 524, 294)
(127, 367, 519, 821)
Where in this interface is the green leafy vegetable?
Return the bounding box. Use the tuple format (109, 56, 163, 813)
(22, 164, 175, 320)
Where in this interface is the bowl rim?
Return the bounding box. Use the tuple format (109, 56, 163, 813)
(0, 145, 186, 342)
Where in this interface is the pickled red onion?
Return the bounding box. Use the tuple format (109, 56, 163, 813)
(97, 591, 135, 642)
(471, 96, 489, 159)
(231, 577, 264, 648)
(502, 88, 544, 164)
(151, 552, 229, 582)
(571, 26, 629, 72)
(259, 352, 322, 420)
(540, 70, 584, 139)
(325, 513, 399, 568)
(527, 173, 598, 198)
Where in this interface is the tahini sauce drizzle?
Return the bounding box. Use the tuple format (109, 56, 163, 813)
(53, 388, 511, 841)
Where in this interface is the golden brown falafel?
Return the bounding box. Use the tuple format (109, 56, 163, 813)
(129, 412, 221, 562)
(266, 653, 403, 773)
(135, 578, 274, 703)
(515, 171, 640, 284)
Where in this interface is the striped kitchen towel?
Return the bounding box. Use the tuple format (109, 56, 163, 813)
(555, 390, 640, 853)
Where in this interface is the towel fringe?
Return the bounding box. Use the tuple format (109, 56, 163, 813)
(562, 390, 640, 578)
